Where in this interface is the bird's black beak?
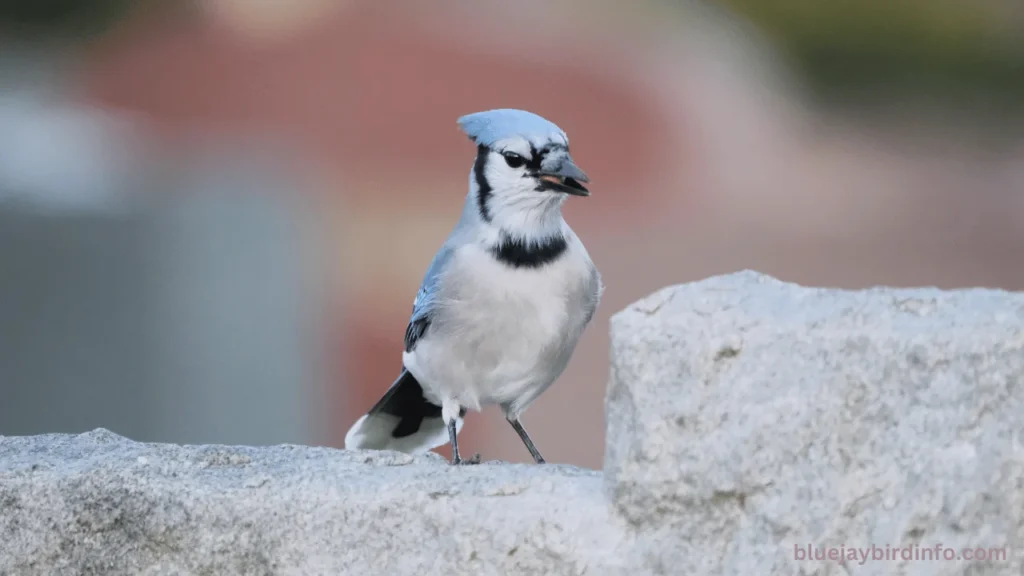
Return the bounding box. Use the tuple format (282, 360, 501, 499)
(534, 156, 590, 197)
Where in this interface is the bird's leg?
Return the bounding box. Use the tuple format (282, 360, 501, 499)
(506, 417, 545, 464)
(446, 413, 480, 466)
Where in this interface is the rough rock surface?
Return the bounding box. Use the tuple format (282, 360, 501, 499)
(0, 429, 630, 576)
(4, 271, 1024, 575)
(607, 270, 1024, 575)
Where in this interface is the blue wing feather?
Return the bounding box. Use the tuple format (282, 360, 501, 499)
(404, 243, 454, 352)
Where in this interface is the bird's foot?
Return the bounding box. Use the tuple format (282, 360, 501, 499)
(452, 453, 481, 465)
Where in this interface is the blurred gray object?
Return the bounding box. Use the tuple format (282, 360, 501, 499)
(0, 53, 333, 446)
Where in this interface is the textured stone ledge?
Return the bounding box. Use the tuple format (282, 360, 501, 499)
(0, 431, 628, 576)
(3, 271, 1023, 575)
(607, 271, 1024, 575)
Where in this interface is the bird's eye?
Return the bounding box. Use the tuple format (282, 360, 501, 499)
(502, 153, 526, 168)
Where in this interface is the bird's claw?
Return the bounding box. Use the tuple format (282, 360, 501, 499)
(452, 453, 481, 465)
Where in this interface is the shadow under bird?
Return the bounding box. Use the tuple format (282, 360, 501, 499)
(345, 109, 603, 464)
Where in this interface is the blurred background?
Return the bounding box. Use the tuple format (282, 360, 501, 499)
(1, 0, 1023, 467)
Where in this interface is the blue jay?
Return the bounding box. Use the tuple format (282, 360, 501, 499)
(344, 109, 602, 464)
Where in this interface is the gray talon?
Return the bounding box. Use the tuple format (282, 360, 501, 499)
(453, 453, 481, 465)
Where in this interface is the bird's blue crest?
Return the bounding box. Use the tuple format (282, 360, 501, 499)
(457, 109, 567, 149)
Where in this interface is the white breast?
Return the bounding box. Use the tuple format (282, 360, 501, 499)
(402, 235, 596, 416)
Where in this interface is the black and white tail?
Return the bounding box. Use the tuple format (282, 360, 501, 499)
(344, 369, 463, 454)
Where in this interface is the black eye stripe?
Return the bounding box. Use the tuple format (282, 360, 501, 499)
(526, 144, 543, 171)
(499, 143, 566, 171)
